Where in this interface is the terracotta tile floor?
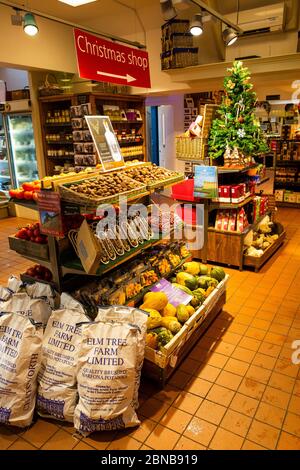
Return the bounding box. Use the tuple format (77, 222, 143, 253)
(0, 209, 300, 450)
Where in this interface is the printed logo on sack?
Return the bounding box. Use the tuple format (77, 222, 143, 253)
(291, 340, 300, 365)
(95, 198, 205, 251)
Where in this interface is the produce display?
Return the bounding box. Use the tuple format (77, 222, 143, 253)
(123, 164, 183, 186)
(15, 222, 48, 244)
(244, 216, 280, 257)
(71, 241, 191, 315)
(67, 172, 145, 198)
(25, 264, 53, 282)
(9, 180, 41, 201)
(144, 262, 226, 351)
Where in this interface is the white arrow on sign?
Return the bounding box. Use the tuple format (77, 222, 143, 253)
(97, 71, 136, 83)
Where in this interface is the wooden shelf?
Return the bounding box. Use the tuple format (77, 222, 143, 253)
(40, 92, 146, 176)
(276, 201, 300, 208)
(210, 194, 254, 210)
(11, 199, 38, 211)
(208, 211, 271, 237)
(44, 123, 72, 127)
(274, 182, 300, 188)
(217, 164, 258, 174)
(119, 140, 143, 146)
(46, 141, 73, 145)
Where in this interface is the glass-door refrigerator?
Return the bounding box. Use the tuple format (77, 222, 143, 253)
(0, 113, 12, 191)
(3, 112, 38, 188)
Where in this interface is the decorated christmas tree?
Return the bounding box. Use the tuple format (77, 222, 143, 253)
(209, 61, 268, 164)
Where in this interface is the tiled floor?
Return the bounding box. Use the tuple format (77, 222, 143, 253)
(0, 209, 299, 450)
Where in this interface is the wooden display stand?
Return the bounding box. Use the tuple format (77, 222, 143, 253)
(39, 93, 146, 176)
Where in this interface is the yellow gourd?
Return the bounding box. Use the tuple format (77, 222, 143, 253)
(146, 332, 159, 350)
(186, 305, 195, 317)
(143, 308, 162, 330)
(161, 317, 182, 334)
(141, 292, 168, 312)
(162, 303, 177, 317)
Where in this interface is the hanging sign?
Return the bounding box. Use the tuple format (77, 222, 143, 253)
(85, 115, 125, 172)
(74, 28, 151, 89)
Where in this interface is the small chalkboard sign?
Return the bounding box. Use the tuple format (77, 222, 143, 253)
(85, 116, 125, 172)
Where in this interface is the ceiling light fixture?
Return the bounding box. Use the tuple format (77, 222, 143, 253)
(160, 0, 177, 21)
(58, 0, 97, 6)
(23, 12, 39, 36)
(189, 12, 203, 36)
(222, 27, 238, 46)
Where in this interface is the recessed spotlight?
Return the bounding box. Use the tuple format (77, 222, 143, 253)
(190, 13, 203, 36)
(223, 27, 238, 46)
(23, 13, 39, 36)
(58, 0, 97, 7)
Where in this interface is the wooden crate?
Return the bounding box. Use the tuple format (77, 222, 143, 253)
(243, 224, 286, 272)
(8, 235, 49, 261)
(142, 275, 228, 385)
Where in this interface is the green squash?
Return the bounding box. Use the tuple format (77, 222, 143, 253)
(210, 267, 226, 282)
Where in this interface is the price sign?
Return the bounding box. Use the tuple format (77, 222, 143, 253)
(85, 116, 125, 172)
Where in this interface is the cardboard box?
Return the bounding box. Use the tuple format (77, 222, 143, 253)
(77, 220, 102, 274)
(288, 193, 297, 203)
(275, 190, 284, 202)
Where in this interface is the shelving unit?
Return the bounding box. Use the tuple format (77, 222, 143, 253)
(271, 138, 300, 207)
(39, 93, 147, 176)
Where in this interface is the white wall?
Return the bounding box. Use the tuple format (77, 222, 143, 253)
(0, 68, 28, 91)
(146, 94, 185, 172)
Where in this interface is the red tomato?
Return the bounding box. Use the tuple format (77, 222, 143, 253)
(9, 189, 19, 198)
(22, 182, 35, 191)
(15, 189, 25, 199)
(24, 191, 33, 200)
(32, 191, 39, 202)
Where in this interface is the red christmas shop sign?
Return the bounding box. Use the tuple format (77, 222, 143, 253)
(74, 28, 151, 89)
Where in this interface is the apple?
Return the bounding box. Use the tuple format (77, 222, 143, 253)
(26, 268, 35, 277)
(33, 228, 40, 237)
(35, 236, 44, 244)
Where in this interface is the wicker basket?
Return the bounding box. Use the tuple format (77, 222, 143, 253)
(58, 175, 147, 208)
(176, 136, 207, 161)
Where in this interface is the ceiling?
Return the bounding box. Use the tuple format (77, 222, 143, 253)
(4, 0, 286, 28)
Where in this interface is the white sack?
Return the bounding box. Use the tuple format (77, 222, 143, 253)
(37, 295, 88, 422)
(74, 307, 147, 435)
(0, 312, 43, 427)
(1, 293, 52, 326)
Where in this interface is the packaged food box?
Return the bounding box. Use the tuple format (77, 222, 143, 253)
(228, 210, 237, 232)
(221, 211, 230, 231)
(215, 211, 224, 230)
(288, 193, 297, 203)
(284, 191, 292, 202)
(296, 193, 300, 203)
(218, 185, 231, 202)
(275, 190, 284, 202)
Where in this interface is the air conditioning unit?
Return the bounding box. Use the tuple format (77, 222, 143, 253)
(225, 2, 286, 37)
